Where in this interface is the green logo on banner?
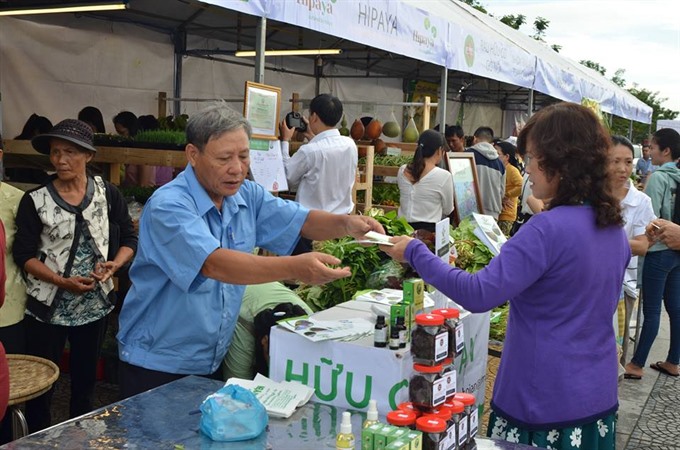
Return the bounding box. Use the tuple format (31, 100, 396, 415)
(423, 17, 437, 38)
(464, 35, 475, 67)
(249, 139, 270, 151)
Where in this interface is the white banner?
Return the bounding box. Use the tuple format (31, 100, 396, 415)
(200, 0, 267, 17)
(269, 309, 489, 416)
(270, 326, 412, 416)
(448, 25, 534, 90)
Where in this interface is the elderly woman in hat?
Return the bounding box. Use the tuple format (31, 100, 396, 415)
(12, 119, 137, 431)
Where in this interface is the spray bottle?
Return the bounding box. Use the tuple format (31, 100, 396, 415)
(336, 411, 355, 450)
(363, 399, 379, 428)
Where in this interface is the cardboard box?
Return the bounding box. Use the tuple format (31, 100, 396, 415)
(390, 302, 413, 343)
(387, 426, 410, 443)
(405, 430, 423, 450)
(374, 424, 398, 450)
(403, 279, 424, 313)
(385, 439, 410, 450)
(362, 422, 383, 450)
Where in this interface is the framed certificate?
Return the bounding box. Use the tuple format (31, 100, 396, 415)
(243, 81, 281, 140)
(448, 153, 484, 225)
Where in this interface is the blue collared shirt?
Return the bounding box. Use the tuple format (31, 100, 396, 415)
(117, 165, 309, 375)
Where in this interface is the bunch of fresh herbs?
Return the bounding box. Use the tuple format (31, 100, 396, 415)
(296, 209, 413, 312)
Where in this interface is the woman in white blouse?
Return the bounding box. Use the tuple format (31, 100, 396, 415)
(397, 130, 454, 232)
(608, 135, 655, 370)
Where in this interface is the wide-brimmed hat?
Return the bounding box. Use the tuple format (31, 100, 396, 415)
(32, 119, 97, 155)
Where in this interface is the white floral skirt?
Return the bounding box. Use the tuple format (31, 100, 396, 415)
(487, 411, 616, 450)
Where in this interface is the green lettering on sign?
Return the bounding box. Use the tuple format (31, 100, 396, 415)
(285, 359, 309, 385)
(345, 372, 372, 408)
(314, 358, 343, 401)
(388, 379, 409, 410)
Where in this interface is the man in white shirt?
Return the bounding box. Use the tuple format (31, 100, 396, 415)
(280, 94, 358, 254)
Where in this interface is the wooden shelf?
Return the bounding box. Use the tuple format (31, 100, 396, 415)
(3, 139, 187, 185)
(353, 145, 374, 214)
(370, 165, 400, 177)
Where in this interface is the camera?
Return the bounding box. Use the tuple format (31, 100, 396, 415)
(285, 111, 307, 132)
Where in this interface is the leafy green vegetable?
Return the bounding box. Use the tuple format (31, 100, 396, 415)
(450, 217, 494, 274)
(371, 183, 400, 206)
(296, 210, 413, 311)
(489, 303, 509, 343)
(297, 237, 383, 311)
(359, 155, 413, 166)
(135, 130, 187, 146)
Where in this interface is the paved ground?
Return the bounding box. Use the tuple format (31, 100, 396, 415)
(618, 312, 679, 450)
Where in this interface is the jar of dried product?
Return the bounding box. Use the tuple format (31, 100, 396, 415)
(409, 364, 446, 409)
(416, 416, 448, 450)
(411, 314, 448, 366)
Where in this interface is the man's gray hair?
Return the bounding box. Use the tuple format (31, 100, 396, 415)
(186, 102, 252, 151)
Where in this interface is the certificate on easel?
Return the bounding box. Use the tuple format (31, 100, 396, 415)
(244, 81, 281, 140)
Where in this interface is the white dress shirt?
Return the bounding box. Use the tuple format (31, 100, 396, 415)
(281, 129, 358, 214)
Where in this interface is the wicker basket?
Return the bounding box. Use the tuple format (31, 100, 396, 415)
(7, 354, 60, 405)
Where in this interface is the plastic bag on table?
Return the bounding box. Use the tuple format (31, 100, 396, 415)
(366, 259, 406, 290)
(199, 384, 268, 442)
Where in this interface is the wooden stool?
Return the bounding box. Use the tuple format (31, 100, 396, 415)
(7, 354, 59, 440)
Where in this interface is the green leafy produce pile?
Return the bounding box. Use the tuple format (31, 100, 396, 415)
(93, 133, 133, 147)
(158, 114, 189, 131)
(356, 184, 400, 207)
(135, 130, 187, 146)
(489, 302, 509, 343)
(450, 217, 508, 342)
(372, 183, 400, 206)
(450, 217, 494, 274)
(296, 209, 413, 311)
(359, 154, 412, 166)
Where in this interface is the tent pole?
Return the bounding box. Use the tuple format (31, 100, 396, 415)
(254, 17, 266, 83)
(628, 120, 633, 141)
(438, 67, 448, 130)
(527, 88, 534, 117)
(173, 29, 186, 118)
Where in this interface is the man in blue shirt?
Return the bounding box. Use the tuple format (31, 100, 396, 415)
(636, 143, 656, 186)
(117, 103, 383, 398)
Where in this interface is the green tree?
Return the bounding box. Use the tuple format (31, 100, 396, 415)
(611, 69, 626, 88)
(532, 17, 550, 41)
(580, 60, 607, 76)
(460, 0, 487, 13)
(611, 86, 679, 143)
(500, 14, 525, 30)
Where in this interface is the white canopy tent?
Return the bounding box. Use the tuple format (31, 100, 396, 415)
(203, 0, 652, 124)
(0, 0, 652, 140)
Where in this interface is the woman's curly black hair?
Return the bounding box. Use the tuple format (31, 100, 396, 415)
(517, 102, 623, 228)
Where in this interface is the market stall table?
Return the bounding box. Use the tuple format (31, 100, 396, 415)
(0, 375, 541, 449)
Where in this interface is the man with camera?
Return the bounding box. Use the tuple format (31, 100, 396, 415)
(280, 94, 358, 254)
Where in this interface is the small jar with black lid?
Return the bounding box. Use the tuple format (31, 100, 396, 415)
(411, 313, 448, 366)
(409, 364, 447, 409)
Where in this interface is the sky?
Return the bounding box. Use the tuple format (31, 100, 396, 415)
(482, 0, 680, 114)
